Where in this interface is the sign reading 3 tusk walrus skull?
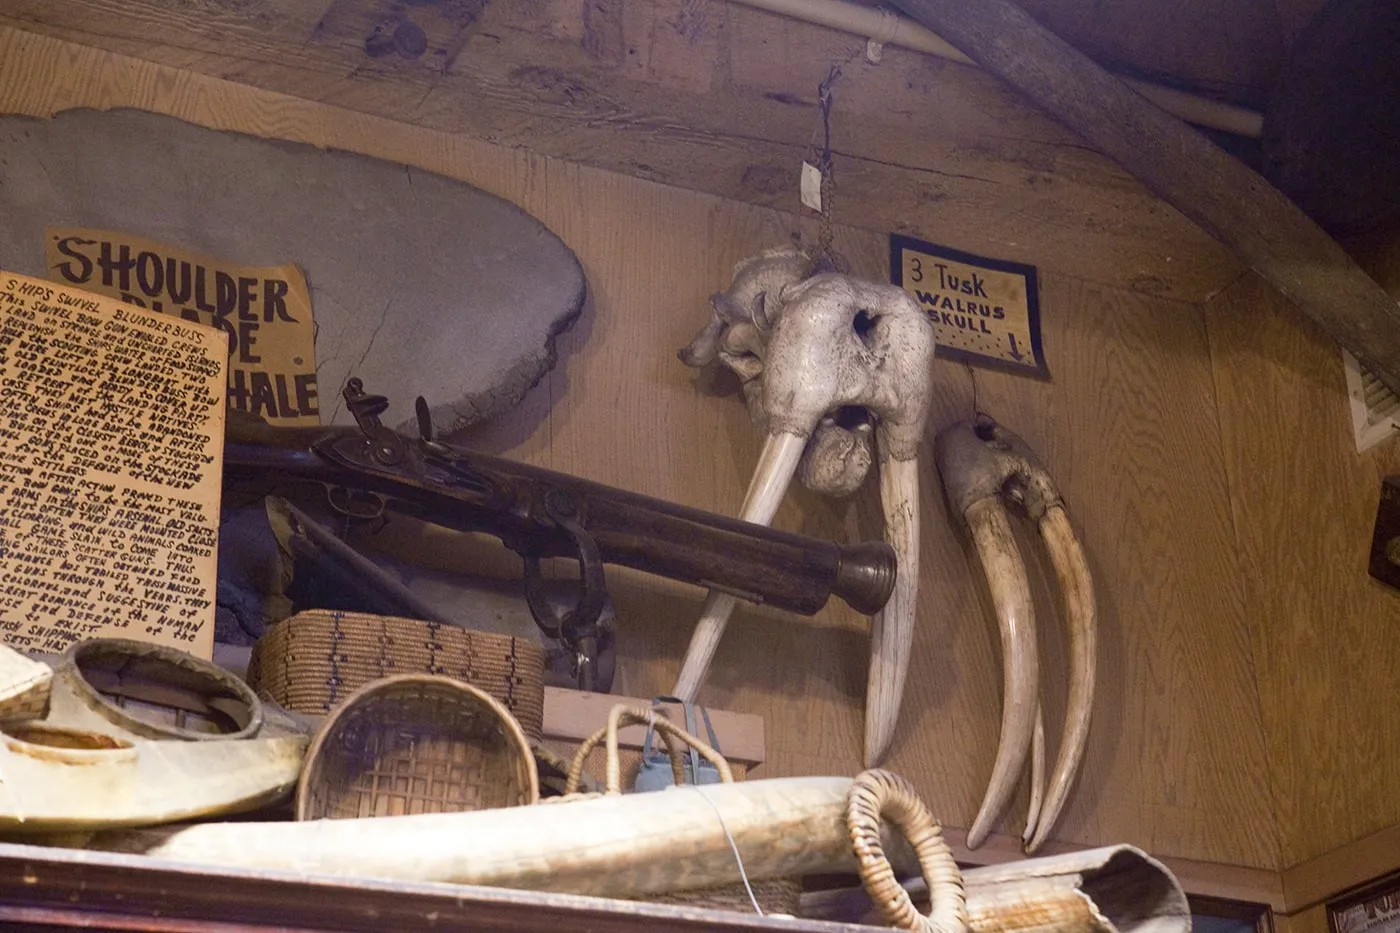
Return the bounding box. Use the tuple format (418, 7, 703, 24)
(0, 108, 587, 433)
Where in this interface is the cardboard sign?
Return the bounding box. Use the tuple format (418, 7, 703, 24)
(44, 227, 320, 426)
(889, 234, 1048, 379)
(0, 271, 225, 659)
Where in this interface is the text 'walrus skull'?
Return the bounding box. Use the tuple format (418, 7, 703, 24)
(674, 247, 934, 768)
(935, 415, 1097, 853)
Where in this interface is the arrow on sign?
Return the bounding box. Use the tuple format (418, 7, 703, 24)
(1008, 334, 1026, 361)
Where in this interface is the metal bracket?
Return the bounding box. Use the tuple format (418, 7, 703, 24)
(523, 487, 608, 691)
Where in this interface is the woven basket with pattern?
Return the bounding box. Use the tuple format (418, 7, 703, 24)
(296, 673, 540, 820)
(246, 610, 545, 740)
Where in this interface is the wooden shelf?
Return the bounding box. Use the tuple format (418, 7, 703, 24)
(0, 841, 873, 933)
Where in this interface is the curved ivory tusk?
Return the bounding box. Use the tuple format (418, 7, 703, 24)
(865, 452, 920, 767)
(672, 430, 810, 701)
(1022, 703, 1046, 850)
(1024, 504, 1097, 853)
(964, 496, 1038, 850)
(82, 772, 1193, 933)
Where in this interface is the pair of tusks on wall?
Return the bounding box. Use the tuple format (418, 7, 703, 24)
(935, 416, 1098, 853)
(74, 772, 1186, 933)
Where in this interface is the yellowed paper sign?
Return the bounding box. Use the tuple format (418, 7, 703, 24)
(44, 227, 320, 426)
(0, 271, 226, 659)
(890, 233, 1048, 379)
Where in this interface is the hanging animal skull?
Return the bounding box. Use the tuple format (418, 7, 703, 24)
(934, 415, 1097, 853)
(679, 247, 879, 497)
(675, 248, 935, 767)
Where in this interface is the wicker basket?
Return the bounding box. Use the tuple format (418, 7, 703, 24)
(297, 673, 539, 820)
(247, 610, 545, 740)
(561, 704, 802, 918)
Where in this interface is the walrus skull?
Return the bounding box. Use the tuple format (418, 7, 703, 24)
(675, 251, 935, 767)
(934, 416, 1097, 854)
(679, 247, 877, 497)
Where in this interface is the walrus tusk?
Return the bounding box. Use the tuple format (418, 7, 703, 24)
(934, 416, 1097, 852)
(963, 496, 1039, 850)
(1026, 505, 1097, 853)
(866, 450, 922, 766)
(87, 776, 903, 893)
(673, 430, 809, 701)
(1023, 704, 1046, 851)
(78, 772, 1189, 933)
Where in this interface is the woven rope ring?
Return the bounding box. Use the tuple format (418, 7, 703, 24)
(846, 769, 968, 933)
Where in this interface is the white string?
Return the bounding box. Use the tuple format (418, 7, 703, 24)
(689, 784, 764, 916)
(872, 7, 902, 45)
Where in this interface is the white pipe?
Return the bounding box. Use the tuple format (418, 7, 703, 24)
(730, 0, 1265, 139)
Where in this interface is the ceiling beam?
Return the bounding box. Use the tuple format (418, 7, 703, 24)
(0, 0, 1243, 302)
(892, 0, 1400, 395)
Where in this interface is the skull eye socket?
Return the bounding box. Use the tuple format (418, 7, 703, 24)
(853, 309, 881, 348)
(752, 293, 770, 329)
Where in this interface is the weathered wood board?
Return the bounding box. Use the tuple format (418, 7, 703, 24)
(0, 4, 1245, 304)
(0, 108, 586, 432)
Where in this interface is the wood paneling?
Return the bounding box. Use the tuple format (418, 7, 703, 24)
(1278, 904, 1331, 933)
(0, 0, 1246, 303)
(1207, 273, 1400, 868)
(1284, 821, 1400, 912)
(0, 26, 1278, 870)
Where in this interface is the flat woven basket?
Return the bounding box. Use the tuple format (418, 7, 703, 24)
(561, 704, 802, 918)
(296, 673, 540, 820)
(247, 610, 545, 740)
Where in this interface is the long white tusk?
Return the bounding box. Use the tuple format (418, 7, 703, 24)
(1022, 703, 1046, 850)
(964, 496, 1039, 850)
(864, 451, 920, 767)
(672, 430, 810, 701)
(1024, 505, 1097, 853)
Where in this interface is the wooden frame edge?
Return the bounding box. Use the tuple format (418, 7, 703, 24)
(1283, 821, 1400, 914)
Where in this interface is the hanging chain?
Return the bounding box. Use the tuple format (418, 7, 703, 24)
(806, 62, 853, 275)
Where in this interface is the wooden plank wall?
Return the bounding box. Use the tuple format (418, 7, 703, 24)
(1207, 271, 1400, 870)
(0, 27, 1280, 874)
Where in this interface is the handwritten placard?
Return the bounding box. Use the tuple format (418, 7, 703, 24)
(0, 271, 226, 658)
(890, 233, 1048, 379)
(45, 227, 320, 426)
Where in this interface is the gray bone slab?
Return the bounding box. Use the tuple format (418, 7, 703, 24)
(0, 108, 586, 432)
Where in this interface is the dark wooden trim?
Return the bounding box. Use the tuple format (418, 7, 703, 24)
(1190, 893, 1276, 933)
(0, 841, 870, 933)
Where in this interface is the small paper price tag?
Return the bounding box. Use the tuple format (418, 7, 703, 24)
(800, 161, 823, 212)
